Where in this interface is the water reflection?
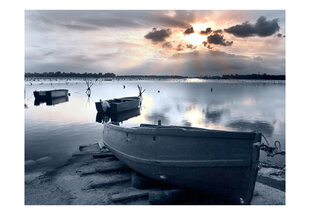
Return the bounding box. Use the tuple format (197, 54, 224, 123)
(205, 108, 225, 123)
(25, 79, 285, 171)
(146, 112, 170, 125)
(226, 120, 275, 137)
(96, 108, 141, 123)
(184, 105, 205, 127)
(34, 96, 69, 106)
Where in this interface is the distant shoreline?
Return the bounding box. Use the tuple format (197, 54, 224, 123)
(25, 72, 285, 81)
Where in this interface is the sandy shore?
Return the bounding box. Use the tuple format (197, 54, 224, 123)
(25, 146, 285, 205)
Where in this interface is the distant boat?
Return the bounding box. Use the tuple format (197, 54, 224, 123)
(95, 96, 141, 114)
(104, 78, 113, 81)
(33, 89, 68, 100)
(102, 123, 262, 204)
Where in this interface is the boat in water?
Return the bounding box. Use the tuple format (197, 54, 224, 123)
(102, 122, 262, 204)
(96, 85, 145, 114)
(95, 96, 141, 113)
(33, 89, 69, 100)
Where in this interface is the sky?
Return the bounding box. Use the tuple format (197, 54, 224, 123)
(25, 10, 285, 76)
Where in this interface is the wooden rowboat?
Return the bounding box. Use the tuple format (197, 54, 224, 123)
(33, 89, 69, 100)
(102, 123, 261, 204)
(95, 96, 141, 114)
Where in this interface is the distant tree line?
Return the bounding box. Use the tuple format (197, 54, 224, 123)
(25, 72, 285, 80)
(218, 73, 285, 80)
(25, 71, 116, 78)
(116, 75, 186, 79)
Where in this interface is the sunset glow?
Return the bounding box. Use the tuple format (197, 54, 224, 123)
(184, 33, 206, 46)
(184, 106, 205, 127)
(25, 10, 285, 76)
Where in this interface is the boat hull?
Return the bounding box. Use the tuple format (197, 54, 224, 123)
(96, 97, 141, 113)
(33, 89, 68, 100)
(103, 123, 261, 204)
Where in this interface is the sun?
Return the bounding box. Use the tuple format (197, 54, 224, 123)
(183, 23, 211, 46)
(184, 33, 206, 46)
(192, 22, 210, 31)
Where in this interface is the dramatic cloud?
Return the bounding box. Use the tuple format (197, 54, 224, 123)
(144, 28, 171, 43)
(207, 33, 233, 46)
(213, 29, 223, 34)
(176, 44, 184, 51)
(202, 41, 213, 49)
(225, 16, 280, 37)
(25, 10, 285, 76)
(25, 10, 194, 31)
(162, 41, 173, 49)
(200, 27, 212, 35)
(61, 24, 99, 31)
(184, 26, 194, 34)
(124, 50, 285, 76)
(186, 44, 197, 49)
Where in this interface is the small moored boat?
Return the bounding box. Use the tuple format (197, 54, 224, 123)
(96, 97, 141, 113)
(96, 85, 145, 114)
(102, 123, 262, 204)
(33, 89, 69, 100)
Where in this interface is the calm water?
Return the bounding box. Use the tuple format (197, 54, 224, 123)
(24, 78, 285, 176)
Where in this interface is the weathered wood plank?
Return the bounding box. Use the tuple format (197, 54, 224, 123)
(79, 143, 101, 151)
(111, 190, 149, 202)
(95, 163, 129, 173)
(72, 151, 102, 156)
(257, 175, 285, 192)
(92, 152, 114, 158)
(88, 177, 131, 189)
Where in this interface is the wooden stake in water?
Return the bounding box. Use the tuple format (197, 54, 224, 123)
(85, 80, 93, 97)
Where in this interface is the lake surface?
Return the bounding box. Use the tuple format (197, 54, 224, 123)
(24, 78, 285, 176)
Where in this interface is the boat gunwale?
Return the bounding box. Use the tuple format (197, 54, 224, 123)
(35, 89, 68, 93)
(104, 123, 261, 140)
(107, 96, 140, 103)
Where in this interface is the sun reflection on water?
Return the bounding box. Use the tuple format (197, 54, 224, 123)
(127, 95, 154, 125)
(184, 105, 205, 127)
(184, 105, 232, 131)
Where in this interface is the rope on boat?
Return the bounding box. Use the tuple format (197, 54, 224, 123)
(260, 134, 285, 157)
